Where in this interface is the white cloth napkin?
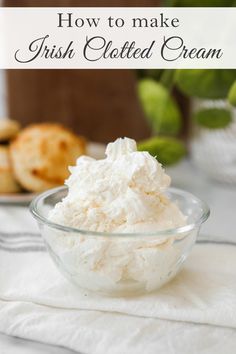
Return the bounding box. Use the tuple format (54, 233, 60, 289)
(0, 205, 236, 354)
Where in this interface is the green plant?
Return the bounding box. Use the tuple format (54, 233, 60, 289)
(175, 70, 236, 99)
(138, 79, 182, 135)
(228, 81, 236, 106)
(138, 137, 186, 165)
(138, 69, 236, 165)
(137, 0, 236, 166)
(194, 108, 232, 129)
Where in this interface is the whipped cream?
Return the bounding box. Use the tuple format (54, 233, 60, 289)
(49, 138, 185, 233)
(47, 138, 187, 293)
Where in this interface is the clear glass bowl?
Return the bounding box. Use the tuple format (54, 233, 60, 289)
(191, 99, 236, 184)
(191, 122, 236, 184)
(30, 187, 209, 297)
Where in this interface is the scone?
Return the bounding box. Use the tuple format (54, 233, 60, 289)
(0, 119, 21, 142)
(10, 123, 86, 192)
(0, 146, 21, 193)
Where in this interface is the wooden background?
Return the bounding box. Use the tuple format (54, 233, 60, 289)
(3, 0, 163, 142)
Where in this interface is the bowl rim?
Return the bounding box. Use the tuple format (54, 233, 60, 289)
(30, 186, 210, 238)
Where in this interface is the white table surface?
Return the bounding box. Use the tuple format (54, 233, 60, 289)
(1, 159, 235, 353)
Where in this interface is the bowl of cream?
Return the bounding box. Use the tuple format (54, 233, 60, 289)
(30, 138, 209, 296)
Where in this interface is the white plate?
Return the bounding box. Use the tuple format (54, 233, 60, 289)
(0, 142, 106, 205)
(0, 192, 37, 205)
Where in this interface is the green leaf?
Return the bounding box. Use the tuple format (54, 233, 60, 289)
(138, 137, 186, 166)
(194, 108, 232, 129)
(160, 70, 176, 89)
(138, 79, 182, 135)
(163, 0, 174, 6)
(137, 69, 163, 80)
(228, 81, 236, 106)
(175, 70, 236, 99)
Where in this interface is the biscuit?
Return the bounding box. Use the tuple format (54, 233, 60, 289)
(0, 146, 21, 193)
(10, 123, 86, 192)
(0, 119, 21, 142)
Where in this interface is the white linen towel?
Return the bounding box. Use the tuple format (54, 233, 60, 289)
(0, 205, 236, 354)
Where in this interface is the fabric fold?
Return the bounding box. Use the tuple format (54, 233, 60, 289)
(0, 243, 236, 329)
(0, 205, 236, 354)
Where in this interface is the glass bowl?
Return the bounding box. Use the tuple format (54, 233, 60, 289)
(30, 187, 209, 297)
